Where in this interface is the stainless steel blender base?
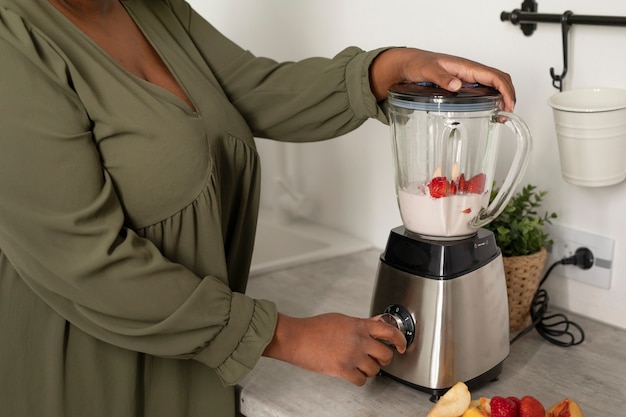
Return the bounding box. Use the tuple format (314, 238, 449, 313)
(369, 228, 510, 396)
(381, 361, 504, 401)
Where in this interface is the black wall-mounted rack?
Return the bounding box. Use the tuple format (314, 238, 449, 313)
(500, 1, 626, 91)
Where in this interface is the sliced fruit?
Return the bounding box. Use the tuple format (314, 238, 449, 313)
(451, 163, 460, 182)
(506, 396, 521, 410)
(519, 395, 545, 417)
(457, 173, 467, 192)
(468, 399, 482, 409)
(465, 173, 486, 194)
(426, 381, 472, 417)
(462, 406, 488, 417)
(546, 398, 585, 417)
(479, 397, 492, 415)
(428, 177, 449, 198)
(448, 179, 457, 195)
(490, 396, 518, 417)
(427, 171, 487, 197)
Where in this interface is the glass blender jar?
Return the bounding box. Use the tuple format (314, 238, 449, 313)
(369, 83, 533, 396)
(388, 82, 532, 239)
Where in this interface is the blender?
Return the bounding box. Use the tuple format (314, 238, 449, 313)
(370, 82, 532, 399)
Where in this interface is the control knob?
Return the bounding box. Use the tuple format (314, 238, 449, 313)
(379, 304, 415, 347)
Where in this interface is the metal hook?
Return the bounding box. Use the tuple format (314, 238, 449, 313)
(550, 10, 573, 91)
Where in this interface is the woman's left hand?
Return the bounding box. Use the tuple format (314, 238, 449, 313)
(369, 47, 516, 112)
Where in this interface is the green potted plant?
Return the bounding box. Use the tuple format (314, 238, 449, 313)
(484, 184, 558, 331)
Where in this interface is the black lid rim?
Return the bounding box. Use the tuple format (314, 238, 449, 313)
(388, 82, 502, 111)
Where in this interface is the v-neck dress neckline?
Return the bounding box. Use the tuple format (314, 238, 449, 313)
(45, 0, 198, 114)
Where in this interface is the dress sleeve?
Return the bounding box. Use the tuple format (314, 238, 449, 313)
(0, 8, 275, 386)
(165, 0, 390, 141)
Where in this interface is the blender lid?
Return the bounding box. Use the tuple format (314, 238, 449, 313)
(388, 82, 502, 111)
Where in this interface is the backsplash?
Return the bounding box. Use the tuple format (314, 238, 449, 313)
(192, 0, 626, 329)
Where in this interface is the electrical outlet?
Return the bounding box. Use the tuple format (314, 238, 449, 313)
(546, 224, 614, 289)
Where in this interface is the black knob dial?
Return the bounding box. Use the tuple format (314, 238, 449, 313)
(381, 304, 415, 346)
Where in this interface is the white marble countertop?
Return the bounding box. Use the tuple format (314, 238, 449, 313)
(238, 249, 626, 416)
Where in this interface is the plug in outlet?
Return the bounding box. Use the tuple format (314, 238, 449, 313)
(546, 224, 614, 289)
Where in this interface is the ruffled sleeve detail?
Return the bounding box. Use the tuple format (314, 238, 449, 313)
(193, 294, 277, 386)
(344, 46, 390, 125)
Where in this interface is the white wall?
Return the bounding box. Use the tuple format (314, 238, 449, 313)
(189, 0, 626, 329)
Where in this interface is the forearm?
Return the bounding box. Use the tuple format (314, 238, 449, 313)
(215, 47, 388, 141)
(262, 312, 407, 386)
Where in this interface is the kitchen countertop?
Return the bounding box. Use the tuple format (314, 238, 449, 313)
(238, 249, 626, 416)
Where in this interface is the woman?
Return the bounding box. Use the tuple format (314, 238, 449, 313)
(0, 0, 515, 416)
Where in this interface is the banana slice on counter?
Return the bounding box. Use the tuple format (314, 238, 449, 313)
(426, 381, 471, 417)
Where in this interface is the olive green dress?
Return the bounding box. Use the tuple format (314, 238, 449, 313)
(0, 0, 387, 415)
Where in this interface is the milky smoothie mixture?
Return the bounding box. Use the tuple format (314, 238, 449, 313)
(397, 186, 487, 237)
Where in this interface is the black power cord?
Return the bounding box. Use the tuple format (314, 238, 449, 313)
(510, 247, 594, 346)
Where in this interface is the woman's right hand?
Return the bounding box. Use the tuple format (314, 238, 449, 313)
(262, 312, 407, 386)
(369, 47, 516, 112)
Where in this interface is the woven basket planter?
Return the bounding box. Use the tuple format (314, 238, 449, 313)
(503, 247, 548, 332)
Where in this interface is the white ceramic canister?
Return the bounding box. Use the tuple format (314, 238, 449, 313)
(548, 88, 626, 187)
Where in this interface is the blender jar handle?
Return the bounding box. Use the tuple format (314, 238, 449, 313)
(471, 111, 532, 228)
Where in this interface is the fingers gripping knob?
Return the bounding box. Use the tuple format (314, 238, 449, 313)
(380, 305, 416, 346)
